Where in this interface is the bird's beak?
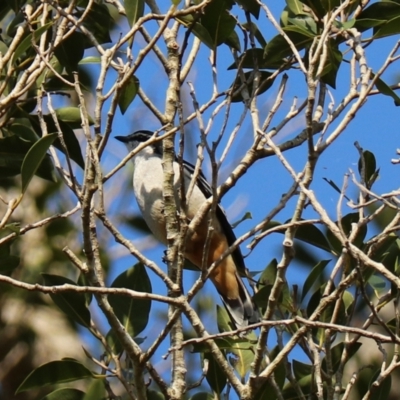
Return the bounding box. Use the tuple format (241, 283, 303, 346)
(115, 135, 129, 143)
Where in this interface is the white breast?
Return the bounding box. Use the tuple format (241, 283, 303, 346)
(132, 149, 208, 244)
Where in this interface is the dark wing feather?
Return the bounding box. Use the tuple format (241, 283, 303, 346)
(182, 160, 247, 275)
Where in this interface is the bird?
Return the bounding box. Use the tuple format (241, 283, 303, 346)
(115, 130, 259, 329)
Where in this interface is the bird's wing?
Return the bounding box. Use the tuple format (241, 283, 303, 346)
(182, 160, 247, 275)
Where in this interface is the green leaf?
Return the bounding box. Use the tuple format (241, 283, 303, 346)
(294, 222, 332, 253)
(204, 353, 227, 394)
(55, 32, 85, 72)
(358, 150, 377, 188)
(200, 0, 237, 49)
(321, 39, 343, 88)
(231, 211, 252, 229)
(30, 115, 85, 169)
(323, 177, 350, 201)
(79, 3, 113, 45)
(0, 254, 20, 273)
(83, 379, 106, 400)
(55, 107, 94, 129)
(235, 0, 260, 18)
(293, 359, 312, 381)
(79, 56, 102, 64)
(369, 370, 392, 399)
(188, 393, 214, 400)
(264, 31, 313, 68)
(322, 342, 362, 374)
(178, 16, 215, 49)
(40, 388, 85, 400)
(216, 306, 256, 378)
(286, 0, 308, 15)
(119, 76, 140, 115)
(14, 22, 53, 61)
(21, 133, 58, 194)
(109, 263, 152, 337)
(16, 360, 94, 393)
(373, 74, 400, 106)
(125, 0, 145, 27)
(321, 0, 341, 12)
(228, 48, 278, 70)
(355, 1, 400, 31)
(287, 16, 318, 37)
(301, 260, 330, 301)
(326, 213, 367, 254)
(42, 274, 92, 328)
(0, 135, 56, 182)
(147, 389, 165, 400)
(231, 71, 275, 102)
(374, 15, 400, 38)
(242, 22, 267, 47)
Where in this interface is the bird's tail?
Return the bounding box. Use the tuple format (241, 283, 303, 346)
(220, 273, 260, 330)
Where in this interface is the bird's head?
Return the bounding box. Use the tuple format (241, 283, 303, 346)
(115, 130, 162, 155)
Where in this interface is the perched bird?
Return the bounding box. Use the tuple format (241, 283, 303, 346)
(116, 130, 259, 329)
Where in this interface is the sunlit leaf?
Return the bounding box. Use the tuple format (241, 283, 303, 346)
(125, 0, 145, 28)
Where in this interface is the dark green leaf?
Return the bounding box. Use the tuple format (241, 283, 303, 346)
(0, 254, 20, 273)
(119, 76, 140, 115)
(294, 222, 332, 253)
(8, 122, 40, 142)
(201, 0, 237, 49)
(16, 360, 94, 393)
(321, 0, 341, 12)
(301, 260, 330, 301)
(147, 390, 165, 400)
(224, 29, 241, 51)
(40, 388, 85, 400)
(55, 32, 85, 72)
(321, 39, 342, 88)
(30, 115, 85, 169)
(125, 0, 145, 27)
(21, 133, 57, 194)
(254, 380, 274, 400)
(178, 16, 215, 50)
(204, 353, 227, 394)
(55, 107, 94, 129)
(242, 22, 267, 47)
(293, 359, 312, 381)
(14, 22, 53, 61)
(42, 274, 92, 328)
(235, 0, 260, 18)
(264, 31, 313, 68)
(231, 71, 275, 102)
(109, 263, 152, 337)
(373, 75, 400, 106)
(188, 393, 214, 400)
(228, 48, 278, 70)
(322, 342, 362, 374)
(374, 15, 400, 38)
(79, 3, 113, 45)
(0, 135, 55, 182)
(355, 1, 400, 31)
(257, 258, 278, 288)
(358, 150, 377, 188)
(323, 177, 350, 201)
(369, 370, 391, 400)
(326, 213, 367, 254)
